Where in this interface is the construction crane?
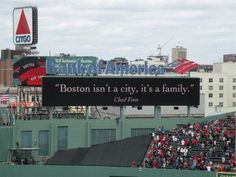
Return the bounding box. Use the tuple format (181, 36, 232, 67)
(157, 36, 174, 56)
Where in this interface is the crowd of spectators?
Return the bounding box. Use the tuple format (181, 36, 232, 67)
(144, 117, 236, 172)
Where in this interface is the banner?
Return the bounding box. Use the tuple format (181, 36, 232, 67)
(13, 56, 46, 86)
(42, 77, 200, 106)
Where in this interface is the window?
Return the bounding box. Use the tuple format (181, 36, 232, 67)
(233, 93, 236, 98)
(209, 93, 213, 98)
(233, 78, 236, 83)
(57, 126, 68, 150)
(219, 78, 224, 83)
(91, 129, 116, 145)
(209, 78, 213, 83)
(131, 128, 155, 137)
(208, 102, 213, 107)
(219, 86, 223, 90)
(21, 131, 32, 148)
(233, 86, 236, 90)
(200, 86, 202, 90)
(38, 130, 49, 156)
(209, 86, 213, 90)
(200, 78, 202, 82)
(219, 93, 223, 98)
(233, 102, 236, 107)
(219, 102, 224, 107)
(32, 96, 35, 101)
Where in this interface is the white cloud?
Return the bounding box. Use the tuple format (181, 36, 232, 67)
(0, 0, 235, 64)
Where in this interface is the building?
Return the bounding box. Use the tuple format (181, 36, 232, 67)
(223, 54, 236, 63)
(130, 57, 166, 67)
(0, 49, 24, 87)
(147, 55, 169, 64)
(0, 59, 13, 87)
(172, 46, 187, 61)
(191, 62, 236, 116)
(197, 64, 213, 72)
(111, 57, 128, 65)
(1, 49, 23, 61)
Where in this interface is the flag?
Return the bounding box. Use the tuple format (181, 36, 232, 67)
(166, 58, 199, 75)
(0, 88, 10, 104)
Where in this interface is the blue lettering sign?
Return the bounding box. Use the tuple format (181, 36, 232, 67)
(46, 59, 166, 76)
(105, 61, 115, 74)
(15, 35, 31, 44)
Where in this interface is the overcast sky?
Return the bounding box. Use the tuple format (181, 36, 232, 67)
(0, 0, 235, 64)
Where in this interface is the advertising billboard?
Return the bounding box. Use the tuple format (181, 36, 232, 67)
(42, 77, 200, 106)
(13, 56, 99, 86)
(13, 6, 38, 45)
(13, 56, 46, 86)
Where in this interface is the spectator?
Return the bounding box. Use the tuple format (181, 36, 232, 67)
(131, 160, 137, 167)
(206, 164, 211, 171)
(144, 117, 235, 172)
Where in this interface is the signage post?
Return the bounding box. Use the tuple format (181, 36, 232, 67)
(154, 106, 161, 119)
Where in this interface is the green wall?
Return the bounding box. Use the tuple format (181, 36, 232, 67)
(12, 112, 234, 157)
(0, 111, 233, 163)
(0, 127, 12, 162)
(0, 165, 221, 177)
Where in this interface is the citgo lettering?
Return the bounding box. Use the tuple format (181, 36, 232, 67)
(15, 35, 31, 43)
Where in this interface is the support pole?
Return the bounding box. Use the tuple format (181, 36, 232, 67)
(187, 72, 191, 118)
(154, 105, 161, 119)
(120, 72, 125, 120)
(187, 106, 191, 118)
(86, 121, 90, 147)
(120, 106, 124, 119)
(49, 107, 54, 156)
(85, 106, 89, 119)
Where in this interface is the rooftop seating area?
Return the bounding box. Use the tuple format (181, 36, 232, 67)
(144, 116, 236, 172)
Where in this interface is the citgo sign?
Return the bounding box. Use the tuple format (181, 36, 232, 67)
(13, 6, 38, 45)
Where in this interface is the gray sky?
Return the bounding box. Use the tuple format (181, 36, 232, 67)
(0, 0, 235, 64)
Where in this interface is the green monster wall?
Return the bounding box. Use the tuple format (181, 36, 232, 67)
(0, 165, 225, 177)
(0, 127, 12, 162)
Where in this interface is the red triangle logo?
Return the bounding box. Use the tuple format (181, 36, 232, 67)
(16, 10, 31, 35)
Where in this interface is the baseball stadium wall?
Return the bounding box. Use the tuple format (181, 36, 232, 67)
(0, 164, 232, 177)
(0, 112, 234, 163)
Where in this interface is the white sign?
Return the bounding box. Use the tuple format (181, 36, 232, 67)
(13, 7, 33, 45)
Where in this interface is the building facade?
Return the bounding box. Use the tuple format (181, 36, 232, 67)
(0, 49, 24, 87)
(0, 59, 13, 87)
(172, 46, 187, 61)
(191, 62, 236, 116)
(223, 54, 236, 63)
